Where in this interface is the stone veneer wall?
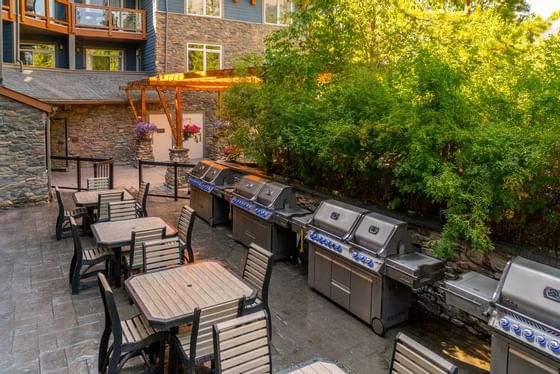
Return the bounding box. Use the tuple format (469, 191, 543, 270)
(0, 95, 49, 208)
(154, 13, 283, 73)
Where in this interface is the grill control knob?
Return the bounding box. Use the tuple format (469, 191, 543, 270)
(335, 244, 342, 252)
(359, 255, 365, 262)
(549, 341, 560, 353)
(512, 324, 522, 335)
(499, 318, 510, 330)
(523, 329, 534, 341)
(352, 251, 359, 259)
(367, 259, 374, 267)
(537, 336, 546, 346)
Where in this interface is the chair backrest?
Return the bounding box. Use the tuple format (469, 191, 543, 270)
(109, 200, 137, 222)
(94, 160, 113, 188)
(212, 310, 271, 374)
(87, 177, 109, 191)
(97, 273, 123, 352)
(390, 332, 458, 374)
(177, 205, 196, 262)
(129, 227, 166, 271)
(136, 181, 150, 207)
(189, 298, 244, 363)
(69, 216, 83, 264)
(243, 243, 274, 303)
(142, 238, 182, 273)
(97, 192, 124, 222)
(54, 186, 65, 216)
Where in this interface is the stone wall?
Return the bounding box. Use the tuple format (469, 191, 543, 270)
(154, 13, 283, 73)
(0, 95, 49, 208)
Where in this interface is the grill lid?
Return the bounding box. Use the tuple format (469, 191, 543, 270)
(350, 212, 410, 256)
(235, 175, 269, 200)
(311, 200, 368, 240)
(496, 257, 560, 328)
(190, 160, 214, 178)
(202, 164, 234, 186)
(256, 182, 296, 209)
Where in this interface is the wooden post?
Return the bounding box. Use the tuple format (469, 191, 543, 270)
(140, 88, 146, 121)
(156, 87, 177, 141)
(125, 89, 139, 121)
(175, 87, 182, 148)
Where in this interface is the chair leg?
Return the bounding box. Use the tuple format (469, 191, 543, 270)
(56, 215, 63, 240)
(71, 261, 82, 295)
(265, 305, 272, 341)
(69, 253, 77, 284)
(98, 338, 112, 374)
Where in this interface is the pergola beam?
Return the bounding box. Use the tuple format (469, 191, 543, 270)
(156, 87, 178, 143)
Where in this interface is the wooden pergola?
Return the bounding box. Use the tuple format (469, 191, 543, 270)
(120, 69, 261, 149)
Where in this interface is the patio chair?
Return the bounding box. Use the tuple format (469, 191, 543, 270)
(69, 217, 115, 295)
(87, 176, 110, 191)
(125, 227, 166, 278)
(241, 243, 274, 338)
(212, 310, 271, 374)
(389, 332, 458, 374)
(54, 186, 87, 240)
(108, 200, 137, 222)
(97, 273, 168, 374)
(176, 205, 196, 263)
(142, 237, 183, 273)
(170, 297, 245, 374)
(96, 191, 124, 222)
(94, 160, 113, 188)
(136, 181, 150, 217)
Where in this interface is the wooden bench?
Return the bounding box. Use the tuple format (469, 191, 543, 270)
(390, 332, 458, 374)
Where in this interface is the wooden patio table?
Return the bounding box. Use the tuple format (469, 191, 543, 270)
(91, 217, 177, 286)
(73, 189, 133, 208)
(125, 262, 257, 329)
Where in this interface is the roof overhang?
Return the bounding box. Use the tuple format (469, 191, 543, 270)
(0, 86, 53, 113)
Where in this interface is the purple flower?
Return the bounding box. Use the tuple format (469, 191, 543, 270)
(135, 121, 158, 139)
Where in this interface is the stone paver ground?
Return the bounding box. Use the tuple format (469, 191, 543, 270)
(0, 169, 490, 373)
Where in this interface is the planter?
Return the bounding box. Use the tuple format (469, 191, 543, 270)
(133, 137, 155, 167)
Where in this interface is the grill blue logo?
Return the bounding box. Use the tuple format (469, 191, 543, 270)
(544, 287, 560, 302)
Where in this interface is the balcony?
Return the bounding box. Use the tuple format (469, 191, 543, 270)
(1, 0, 145, 40)
(71, 3, 145, 40)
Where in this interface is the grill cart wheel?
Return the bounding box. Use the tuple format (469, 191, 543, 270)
(372, 318, 385, 336)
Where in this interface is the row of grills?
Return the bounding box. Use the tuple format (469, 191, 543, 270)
(188, 160, 560, 373)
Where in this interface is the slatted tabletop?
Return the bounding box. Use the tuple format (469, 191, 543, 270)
(287, 360, 348, 374)
(91, 217, 177, 248)
(73, 189, 133, 207)
(125, 262, 257, 329)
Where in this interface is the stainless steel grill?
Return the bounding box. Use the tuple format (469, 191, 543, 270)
(489, 257, 560, 373)
(232, 176, 308, 259)
(306, 200, 444, 335)
(188, 160, 234, 226)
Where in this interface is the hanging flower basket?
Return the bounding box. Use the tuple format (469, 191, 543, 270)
(182, 122, 202, 142)
(223, 145, 242, 162)
(134, 120, 158, 140)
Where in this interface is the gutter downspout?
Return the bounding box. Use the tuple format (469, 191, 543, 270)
(46, 107, 57, 201)
(15, 0, 23, 71)
(164, 0, 168, 73)
(0, 13, 3, 85)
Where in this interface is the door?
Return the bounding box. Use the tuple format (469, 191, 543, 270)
(150, 112, 204, 161)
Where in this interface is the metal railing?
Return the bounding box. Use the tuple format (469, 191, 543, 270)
(138, 159, 195, 201)
(72, 3, 146, 39)
(51, 155, 114, 191)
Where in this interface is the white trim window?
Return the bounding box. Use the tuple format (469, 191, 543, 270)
(186, 0, 221, 17)
(20, 43, 56, 68)
(85, 48, 124, 71)
(264, 0, 292, 25)
(186, 43, 222, 72)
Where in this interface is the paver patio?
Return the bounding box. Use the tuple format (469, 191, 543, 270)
(0, 188, 489, 373)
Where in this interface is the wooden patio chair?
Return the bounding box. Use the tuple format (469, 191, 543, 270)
(176, 205, 196, 263)
(96, 191, 124, 222)
(142, 237, 183, 273)
(136, 181, 150, 217)
(389, 332, 458, 374)
(109, 200, 137, 222)
(69, 217, 115, 295)
(242, 243, 274, 338)
(170, 297, 245, 374)
(97, 273, 168, 374)
(124, 227, 166, 278)
(54, 186, 87, 240)
(94, 160, 113, 188)
(212, 310, 271, 374)
(87, 176, 110, 191)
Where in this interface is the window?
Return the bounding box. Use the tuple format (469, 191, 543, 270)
(20, 44, 56, 68)
(187, 44, 222, 72)
(86, 48, 124, 71)
(186, 0, 220, 17)
(264, 0, 292, 25)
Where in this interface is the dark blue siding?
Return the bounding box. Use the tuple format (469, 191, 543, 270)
(157, 0, 184, 13)
(75, 38, 141, 71)
(2, 21, 14, 63)
(224, 0, 262, 23)
(142, 0, 156, 74)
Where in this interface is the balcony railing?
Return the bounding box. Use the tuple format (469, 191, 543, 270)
(2, 0, 14, 20)
(71, 3, 145, 39)
(19, 0, 71, 33)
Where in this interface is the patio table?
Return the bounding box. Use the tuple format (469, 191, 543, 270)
(125, 262, 256, 329)
(285, 360, 348, 374)
(91, 217, 177, 286)
(73, 189, 133, 208)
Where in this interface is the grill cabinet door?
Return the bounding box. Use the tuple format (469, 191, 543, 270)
(507, 347, 559, 374)
(233, 208, 272, 250)
(331, 260, 351, 309)
(350, 269, 374, 323)
(312, 246, 332, 297)
(191, 187, 213, 224)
